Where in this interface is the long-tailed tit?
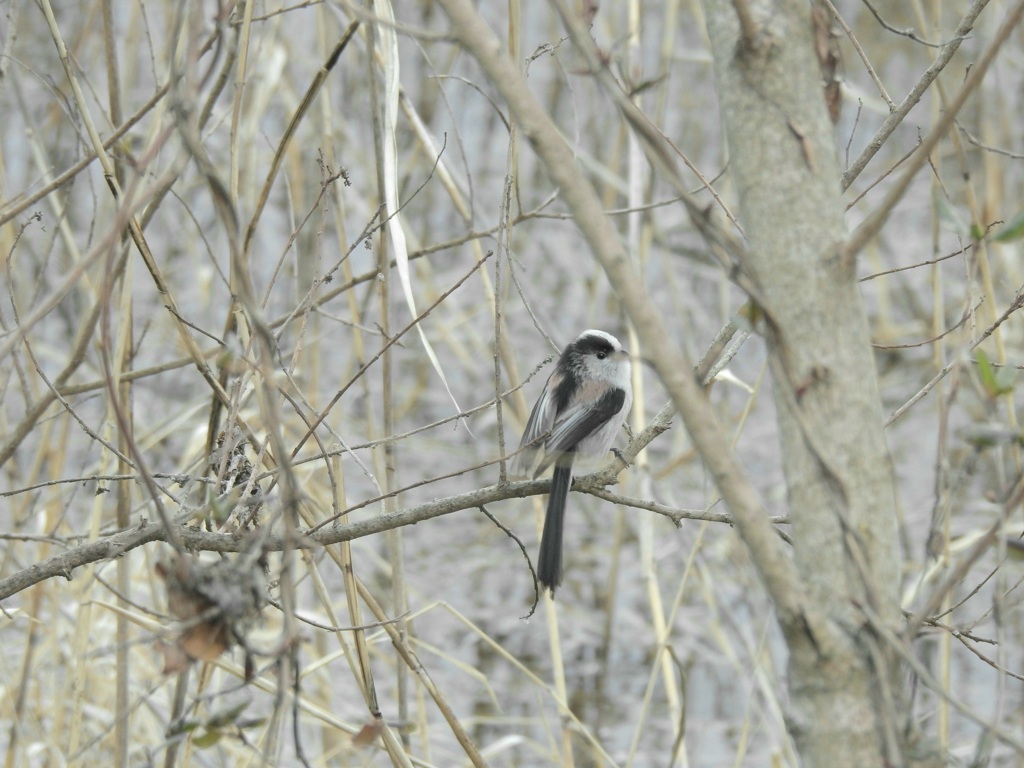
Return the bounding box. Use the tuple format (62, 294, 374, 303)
(513, 330, 633, 593)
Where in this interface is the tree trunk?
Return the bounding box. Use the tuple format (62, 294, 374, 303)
(702, 1, 908, 765)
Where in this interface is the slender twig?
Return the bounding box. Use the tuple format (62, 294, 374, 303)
(820, 0, 894, 109)
(0, 316, 754, 602)
(241, 22, 360, 259)
(948, 629, 1024, 683)
(885, 289, 1024, 427)
(845, 0, 1023, 259)
(0, 24, 225, 228)
(288, 253, 491, 462)
(861, 0, 953, 48)
(858, 227, 996, 282)
(841, 0, 991, 191)
(861, 599, 1024, 754)
(0, 390, 725, 604)
(579, 487, 789, 527)
(871, 299, 980, 350)
(957, 120, 1024, 160)
(478, 505, 540, 617)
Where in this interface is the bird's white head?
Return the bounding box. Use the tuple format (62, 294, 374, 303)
(565, 330, 631, 388)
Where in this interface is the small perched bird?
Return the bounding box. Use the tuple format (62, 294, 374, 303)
(513, 330, 633, 593)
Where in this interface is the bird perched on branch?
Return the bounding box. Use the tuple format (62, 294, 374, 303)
(513, 330, 633, 593)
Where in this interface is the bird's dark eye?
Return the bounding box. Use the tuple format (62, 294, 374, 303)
(596, 351, 607, 360)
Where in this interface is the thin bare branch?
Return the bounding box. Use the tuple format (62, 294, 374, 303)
(845, 0, 1022, 258)
(841, 0, 991, 191)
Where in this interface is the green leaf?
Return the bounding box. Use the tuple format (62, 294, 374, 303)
(206, 702, 249, 729)
(166, 719, 200, 736)
(975, 349, 1015, 397)
(193, 729, 222, 749)
(976, 349, 998, 397)
(994, 210, 1024, 242)
(970, 221, 986, 241)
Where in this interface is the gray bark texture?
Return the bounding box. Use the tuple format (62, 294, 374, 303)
(703, 1, 911, 766)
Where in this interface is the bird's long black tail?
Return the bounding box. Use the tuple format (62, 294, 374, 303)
(538, 461, 573, 593)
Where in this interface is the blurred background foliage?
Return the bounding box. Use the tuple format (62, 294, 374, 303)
(1, 1, 1024, 765)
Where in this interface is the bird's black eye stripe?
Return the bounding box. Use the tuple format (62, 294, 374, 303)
(572, 334, 616, 359)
